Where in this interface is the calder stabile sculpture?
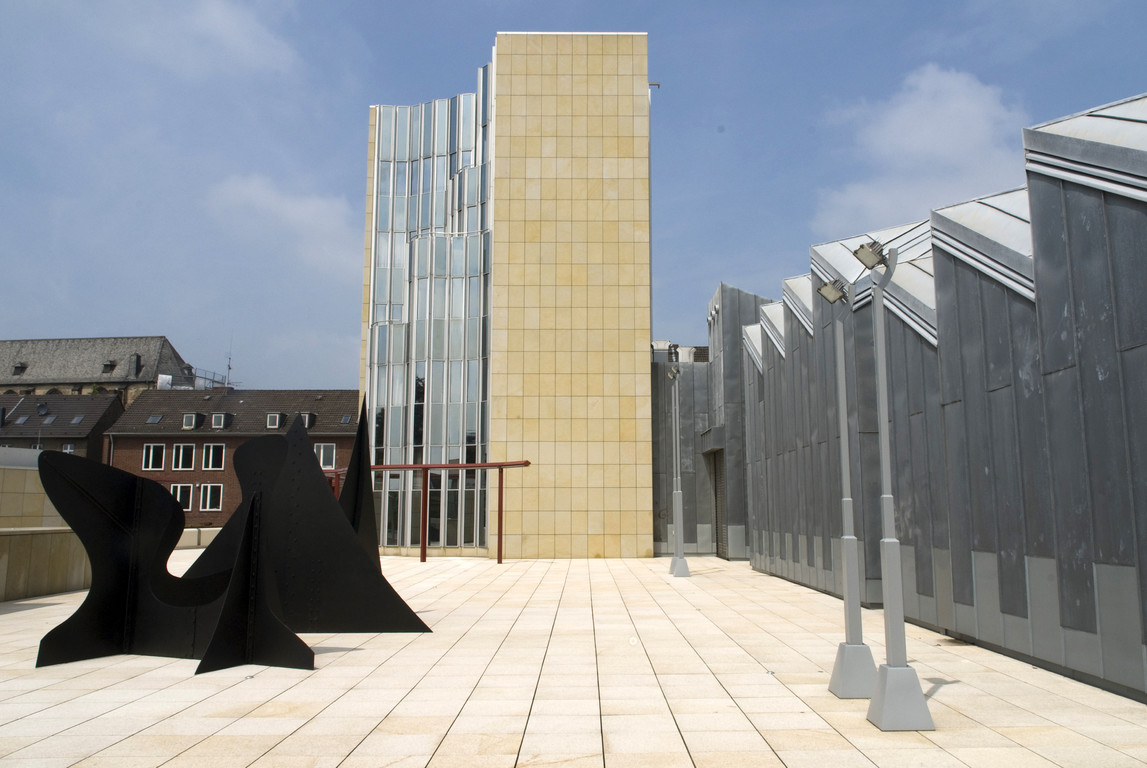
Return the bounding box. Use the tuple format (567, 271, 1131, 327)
(36, 407, 428, 675)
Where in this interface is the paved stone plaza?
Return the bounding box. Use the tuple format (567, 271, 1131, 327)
(2, 553, 1147, 767)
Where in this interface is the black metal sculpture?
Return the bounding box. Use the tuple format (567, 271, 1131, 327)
(36, 405, 428, 675)
(339, 399, 382, 569)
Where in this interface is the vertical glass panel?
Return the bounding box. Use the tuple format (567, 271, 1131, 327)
(409, 486, 421, 546)
(436, 99, 448, 154)
(449, 319, 463, 358)
(467, 360, 480, 401)
(436, 157, 447, 192)
(376, 199, 390, 231)
(446, 483, 459, 547)
(468, 243, 481, 275)
(379, 162, 392, 194)
(431, 319, 446, 359)
(393, 197, 406, 231)
(390, 365, 406, 406)
(421, 159, 432, 192)
(390, 268, 405, 303)
(420, 193, 431, 229)
(373, 406, 386, 464)
(451, 238, 465, 274)
(389, 330, 406, 363)
(461, 94, 474, 151)
(463, 489, 475, 545)
(422, 104, 433, 158)
(478, 490, 487, 547)
(380, 323, 394, 362)
(385, 473, 401, 546)
(448, 405, 461, 446)
(395, 107, 408, 161)
(375, 364, 388, 409)
(434, 198, 446, 230)
(409, 107, 420, 159)
(431, 279, 446, 318)
(388, 406, 403, 446)
(392, 232, 407, 262)
(414, 319, 426, 359)
(449, 362, 463, 404)
(415, 242, 427, 277)
(451, 278, 465, 317)
(467, 319, 479, 359)
(380, 106, 394, 161)
(433, 238, 447, 275)
(430, 403, 443, 444)
(468, 276, 480, 317)
(413, 361, 425, 447)
(431, 361, 445, 402)
(374, 270, 389, 303)
(394, 163, 407, 195)
(390, 304, 403, 322)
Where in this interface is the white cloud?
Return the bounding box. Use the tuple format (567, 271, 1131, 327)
(104, 0, 299, 80)
(811, 64, 1029, 240)
(205, 173, 360, 273)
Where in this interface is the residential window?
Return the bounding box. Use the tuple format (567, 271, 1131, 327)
(172, 444, 195, 470)
(182, 413, 197, 429)
(203, 443, 225, 470)
(14, 416, 28, 425)
(61, 444, 75, 454)
(211, 413, 226, 429)
(146, 415, 162, 424)
(314, 443, 336, 470)
(340, 415, 353, 424)
(199, 484, 223, 511)
(301, 413, 314, 428)
(70, 415, 84, 425)
(142, 444, 165, 470)
(42, 415, 56, 425)
(171, 484, 193, 512)
(266, 413, 281, 429)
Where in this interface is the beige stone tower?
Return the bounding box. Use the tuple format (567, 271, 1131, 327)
(487, 33, 653, 558)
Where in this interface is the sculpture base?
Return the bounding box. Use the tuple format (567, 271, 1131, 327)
(669, 556, 690, 577)
(828, 642, 877, 699)
(867, 664, 934, 731)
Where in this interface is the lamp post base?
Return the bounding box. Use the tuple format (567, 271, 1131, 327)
(669, 556, 690, 577)
(866, 664, 934, 731)
(828, 642, 877, 699)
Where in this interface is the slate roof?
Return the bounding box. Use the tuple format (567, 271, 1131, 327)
(0, 337, 194, 388)
(107, 389, 361, 438)
(0, 394, 123, 440)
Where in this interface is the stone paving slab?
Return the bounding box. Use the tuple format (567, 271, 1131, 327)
(0, 554, 1145, 766)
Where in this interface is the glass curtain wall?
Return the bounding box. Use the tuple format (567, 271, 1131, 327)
(368, 66, 492, 550)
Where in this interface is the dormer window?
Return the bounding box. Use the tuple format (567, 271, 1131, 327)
(266, 413, 282, 429)
(301, 413, 314, 428)
(182, 413, 198, 430)
(211, 412, 227, 429)
(102, 360, 117, 374)
(12, 363, 27, 376)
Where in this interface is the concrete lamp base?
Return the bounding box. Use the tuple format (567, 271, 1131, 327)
(669, 557, 690, 577)
(866, 664, 934, 731)
(828, 642, 877, 699)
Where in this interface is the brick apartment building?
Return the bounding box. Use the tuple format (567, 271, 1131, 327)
(106, 389, 359, 528)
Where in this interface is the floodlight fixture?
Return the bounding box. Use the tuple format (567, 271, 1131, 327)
(817, 279, 848, 305)
(853, 241, 886, 270)
(667, 366, 680, 381)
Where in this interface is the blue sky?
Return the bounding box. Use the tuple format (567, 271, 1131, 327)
(1, 0, 1143, 388)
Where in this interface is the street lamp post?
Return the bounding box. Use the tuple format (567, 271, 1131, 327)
(851, 242, 933, 731)
(667, 347, 690, 578)
(818, 278, 877, 699)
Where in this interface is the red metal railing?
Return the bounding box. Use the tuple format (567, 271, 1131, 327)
(369, 460, 530, 563)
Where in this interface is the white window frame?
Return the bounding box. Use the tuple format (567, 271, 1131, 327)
(266, 413, 281, 429)
(172, 443, 195, 470)
(203, 443, 225, 470)
(142, 443, 165, 470)
(301, 412, 314, 428)
(170, 484, 193, 512)
(314, 443, 336, 470)
(61, 443, 75, 454)
(199, 484, 223, 512)
(211, 413, 226, 429)
(182, 413, 197, 429)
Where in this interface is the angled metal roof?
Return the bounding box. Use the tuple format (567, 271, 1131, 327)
(932, 187, 1034, 300)
(742, 323, 765, 375)
(810, 221, 929, 293)
(0, 394, 123, 440)
(1024, 93, 1147, 200)
(759, 301, 786, 358)
(781, 275, 815, 337)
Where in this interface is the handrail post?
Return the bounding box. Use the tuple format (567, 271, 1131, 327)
(497, 466, 504, 564)
(420, 468, 429, 563)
